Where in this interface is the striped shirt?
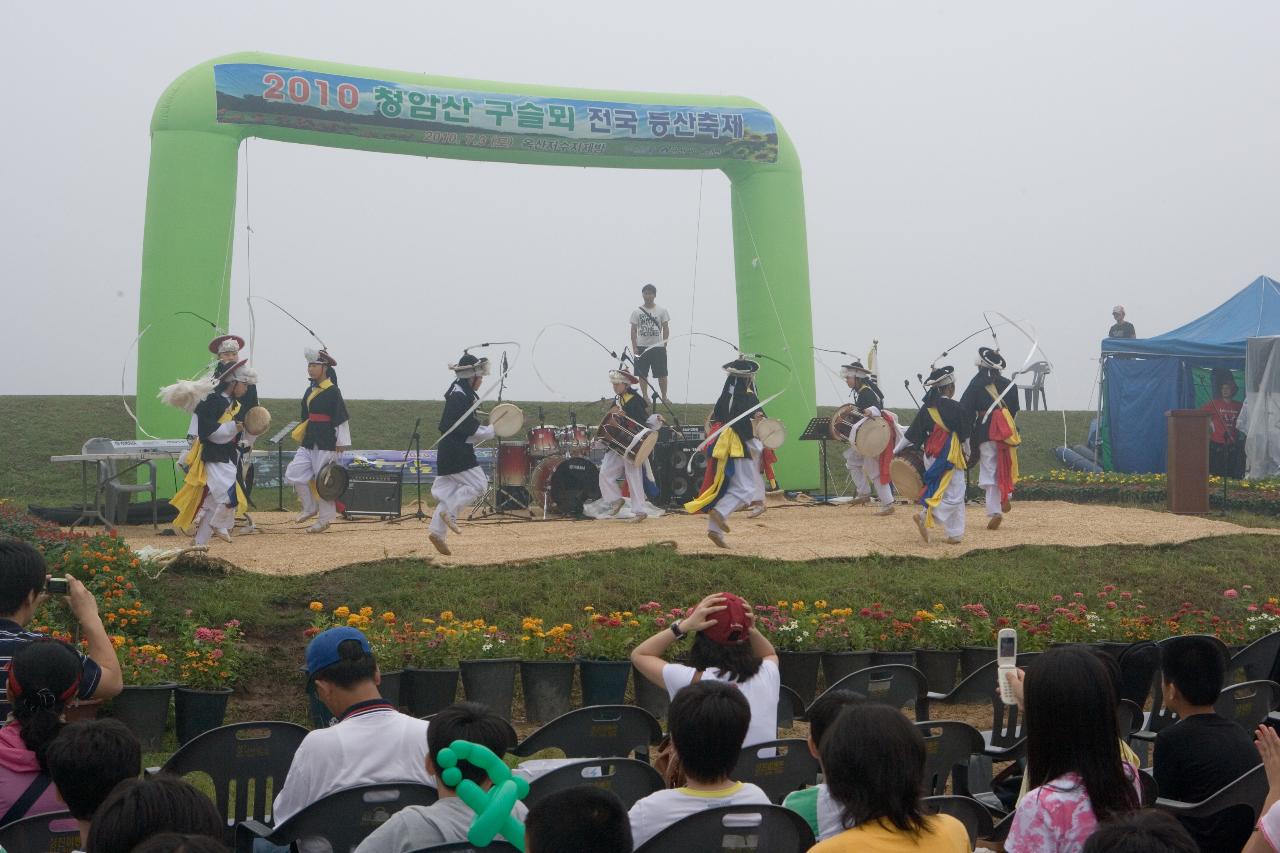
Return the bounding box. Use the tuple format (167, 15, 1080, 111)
(0, 619, 102, 716)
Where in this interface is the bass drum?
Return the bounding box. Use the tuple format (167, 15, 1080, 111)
(530, 455, 601, 517)
(889, 446, 926, 501)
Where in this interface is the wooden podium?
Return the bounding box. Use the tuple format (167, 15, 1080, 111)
(1166, 409, 1212, 514)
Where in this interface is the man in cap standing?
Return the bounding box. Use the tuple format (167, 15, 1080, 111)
(1109, 306, 1136, 339)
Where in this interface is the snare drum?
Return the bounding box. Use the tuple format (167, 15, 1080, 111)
(527, 425, 560, 458)
(597, 411, 658, 467)
(889, 446, 927, 500)
(497, 442, 531, 487)
(531, 454, 601, 516)
(831, 404, 860, 441)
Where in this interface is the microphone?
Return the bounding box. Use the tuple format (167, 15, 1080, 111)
(538, 406, 545, 426)
(570, 410, 577, 427)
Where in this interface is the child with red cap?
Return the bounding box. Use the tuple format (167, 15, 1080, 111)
(630, 592, 780, 749)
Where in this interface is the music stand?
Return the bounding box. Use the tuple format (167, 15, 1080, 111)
(267, 421, 300, 511)
(799, 417, 837, 504)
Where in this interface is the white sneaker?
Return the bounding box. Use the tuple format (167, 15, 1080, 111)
(709, 509, 731, 532)
(631, 512, 648, 523)
(851, 495, 871, 506)
(306, 520, 331, 534)
(428, 532, 451, 555)
(707, 530, 730, 549)
(214, 529, 232, 543)
(875, 505, 895, 517)
(445, 512, 462, 535)
(748, 504, 766, 518)
(607, 499, 625, 517)
(295, 509, 318, 523)
(913, 512, 930, 543)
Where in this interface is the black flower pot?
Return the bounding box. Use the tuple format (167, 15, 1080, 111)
(578, 659, 631, 707)
(871, 651, 915, 668)
(959, 646, 997, 679)
(460, 659, 519, 721)
(520, 660, 575, 724)
(379, 670, 404, 710)
(777, 651, 822, 705)
(111, 683, 175, 751)
(821, 651, 874, 689)
(174, 687, 232, 746)
(405, 668, 459, 718)
(914, 649, 962, 695)
(633, 666, 670, 720)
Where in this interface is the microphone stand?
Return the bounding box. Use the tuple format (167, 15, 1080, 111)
(401, 416, 426, 520)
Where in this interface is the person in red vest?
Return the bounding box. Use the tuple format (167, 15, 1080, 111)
(1201, 368, 1246, 478)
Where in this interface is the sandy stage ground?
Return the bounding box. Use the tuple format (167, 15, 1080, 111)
(117, 497, 1278, 575)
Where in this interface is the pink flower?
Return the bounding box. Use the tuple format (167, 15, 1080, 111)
(194, 627, 214, 642)
(859, 608, 872, 618)
(654, 617, 668, 628)
(1120, 591, 1133, 600)
(1103, 585, 1116, 594)
(210, 649, 224, 659)
(1248, 605, 1259, 613)
(1051, 595, 1063, 602)
(1224, 589, 1240, 600)
(1106, 601, 1118, 610)
(1073, 592, 1084, 599)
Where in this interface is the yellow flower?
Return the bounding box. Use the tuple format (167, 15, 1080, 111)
(628, 620, 640, 628)
(933, 603, 945, 613)
(347, 614, 362, 627)
(382, 611, 396, 623)
(308, 601, 324, 612)
(815, 600, 828, 610)
(440, 611, 455, 622)
(334, 606, 351, 619)
(359, 606, 373, 618)
(777, 600, 788, 608)
(583, 605, 595, 613)
(792, 601, 805, 611)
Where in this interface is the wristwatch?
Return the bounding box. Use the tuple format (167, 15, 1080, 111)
(670, 620, 686, 640)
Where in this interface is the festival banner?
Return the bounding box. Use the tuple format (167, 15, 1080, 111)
(213, 63, 779, 163)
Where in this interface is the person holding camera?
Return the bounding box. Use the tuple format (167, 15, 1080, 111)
(0, 540, 123, 717)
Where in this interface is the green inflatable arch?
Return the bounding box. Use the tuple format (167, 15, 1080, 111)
(137, 52, 816, 488)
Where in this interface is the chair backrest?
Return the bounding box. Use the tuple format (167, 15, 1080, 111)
(1139, 768, 1159, 806)
(1215, 679, 1280, 731)
(923, 795, 994, 848)
(635, 804, 816, 853)
(0, 809, 80, 853)
(915, 721, 985, 797)
(407, 844, 521, 852)
(735, 738, 821, 804)
(811, 665, 930, 720)
(525, 758, 663, 811)
(269, 783, 439, 853)
(1156, 763, 1268, 820)
(1116, 641, 1161, 707)
(1116, 699, 1143, 740)
(777, 684, 804, 728)
(1229, 631, 1280, 684)
(934, 659, 998, 704)
(160, 721, 309, 845)
(513, 705, 662, 761)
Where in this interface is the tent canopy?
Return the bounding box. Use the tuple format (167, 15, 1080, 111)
(1102, 276, 1280, 359)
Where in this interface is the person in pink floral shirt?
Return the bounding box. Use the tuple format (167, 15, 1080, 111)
(1005, 646, 1140, 853)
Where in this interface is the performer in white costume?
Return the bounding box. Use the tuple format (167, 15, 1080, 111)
(285, 349, 350, 534)
(428, 353, 494, 556)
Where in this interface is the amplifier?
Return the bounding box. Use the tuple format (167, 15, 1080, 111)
(341, 468, 403, 518)
(650, 437, 708, 507)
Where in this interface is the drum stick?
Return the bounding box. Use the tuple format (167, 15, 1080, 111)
(903, 379, 920, 408)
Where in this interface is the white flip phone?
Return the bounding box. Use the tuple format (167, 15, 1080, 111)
(997, 627, 1018, 705)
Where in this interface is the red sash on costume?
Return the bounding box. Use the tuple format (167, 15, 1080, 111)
(987, 409, 1017, 503)
(924, 423, 950, 458)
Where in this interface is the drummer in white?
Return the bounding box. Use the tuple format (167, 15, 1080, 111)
(839, 360, 895, 516)
(429, 353, 494, 555)
(584, 369, 662, 522)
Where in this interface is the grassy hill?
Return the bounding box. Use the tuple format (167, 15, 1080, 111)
(3, 395, 1093, 509)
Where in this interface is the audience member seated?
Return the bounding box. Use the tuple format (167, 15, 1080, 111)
(526, 785, 633, 853)
(631, 592, 779, 748)
(1247, 724, 1280, 853)
(782, 689, 863, 840)
(1153, 635, 1259, 851)
(1005, 646, 1140, 853)
(627, 680, 770, 848)
(354, 702, 525, 852)
(271, 627, 432, 826)
(1081, 809, 1199, 853)
(84, 775, 223, 853)
(0, 540, 122, 717)
(0, 640, 88, 824)
(131, 834, 229, 853)
(809, 703, 968, 852)
(44, 719, 141, 850)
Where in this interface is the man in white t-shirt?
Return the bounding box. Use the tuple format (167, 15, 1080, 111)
(629, 283, 671, 405)
(271, 628, 433, 827)
(628, 680, 770, 847)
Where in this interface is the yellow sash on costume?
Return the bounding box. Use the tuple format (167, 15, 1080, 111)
(684, 428, 745, 514)
(171, 402, 247, 532)
(290, 379, 333, 444)
(921, 407, 968, 527)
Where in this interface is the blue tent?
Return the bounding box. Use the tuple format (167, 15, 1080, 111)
(1100, 276, 1280, 472)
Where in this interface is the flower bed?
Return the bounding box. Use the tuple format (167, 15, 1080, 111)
(1019, 470, 1280, 513)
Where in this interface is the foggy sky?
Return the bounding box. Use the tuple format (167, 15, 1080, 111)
(6, 1, 1280, 422)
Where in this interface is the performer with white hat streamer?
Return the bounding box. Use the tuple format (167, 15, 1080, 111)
(584, 369, 663, 521)
(428, 353, 494, 556)
(904, 366, 971, 544)
(959, 347, 1021, 530)
(285, 349, 350, 534)
(839, 359, 896, 515)
(161, 360, 258, 546)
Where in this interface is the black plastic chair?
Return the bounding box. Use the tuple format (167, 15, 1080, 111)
(1229, 631, 1280, 684)
(153, 721, 309, 846)
(915, 720, 986, 797)
(777, 683, 804, 728)
(1116, 640, 1161, 708)
(1155, 763, 1268, 825)
(235, 782, 438, 853)
(513, 705, 662, 762)
(0, 809, 80, 851)
(409, 844, 521, 852)
(808, 664, 930, 720)
(735, 738, 821, 804)
(1117, 698, 1144, 741)
(928, 659, 998, 704)
(923, 795, 995, 848)
(1139, 768, 1159, 806)
(1215, 679, 1280, 731)
(635, 804, 816, 852)
(525, 757, 663, 810)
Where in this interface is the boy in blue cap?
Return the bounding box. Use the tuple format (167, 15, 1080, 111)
(271, 627, 433, 826)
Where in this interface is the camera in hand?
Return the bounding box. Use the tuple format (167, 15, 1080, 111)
(45, 576, 70, 595)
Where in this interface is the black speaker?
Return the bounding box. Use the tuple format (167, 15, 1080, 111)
(341, 468, 403, 518)
(650, 439, 706, 508)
